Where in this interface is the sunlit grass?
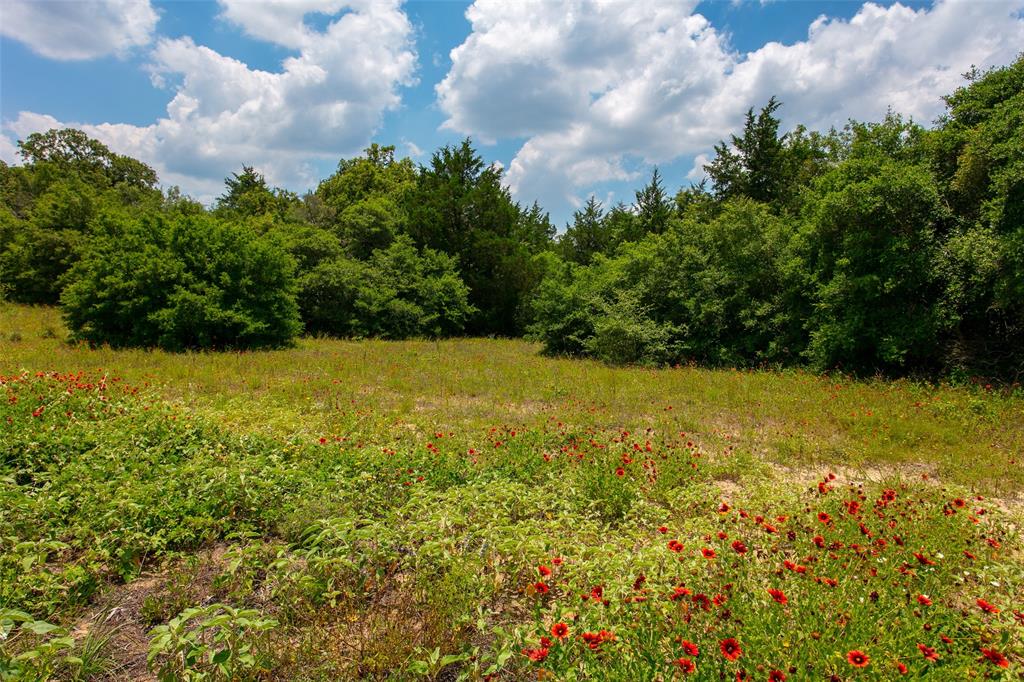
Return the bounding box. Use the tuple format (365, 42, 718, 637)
(3, 304, 1022, 492)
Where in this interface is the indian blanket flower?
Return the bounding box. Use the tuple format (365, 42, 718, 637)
(701, 547, 716, 559)
(533, 581, 549, 594)
(675, 657, 696, 674)
(538, 564, 552, 577)
(767, 588, 788, 605)
(980, 648, 1010, 668)
(731, 540, 748, 554)
(551, 622, 568, 639)
(720, 638, 742, 661)
(681, 640, 699, 657)
(668, 539, 684, 552)
(913, 552, 936, 566)
(768, 670, 786, 681)
(918, 643, 940, 662)
(847, 650, 870, 668)
(977, 598, 1000, 614)
(523, 647, 549, 662)
(917, 594, 932, 606)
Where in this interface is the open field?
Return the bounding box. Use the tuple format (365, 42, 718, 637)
(2, 303, 1023, 680)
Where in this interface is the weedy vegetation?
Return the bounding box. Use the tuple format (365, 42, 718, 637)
(1, 305, 1022, 680)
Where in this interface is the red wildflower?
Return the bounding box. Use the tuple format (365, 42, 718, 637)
(731, 540, 748, 554)
(658, 525, 669, 533)
(980, 648, 1010, 668)
(917, 594, 932, 606)
(668, 539, 684, 552)
(768, 670, 786, 681)
(720, 638, 742, 661)
(580, 630, 615, 650)
(670, 586, 692, 601)
(590, 585, 603, 599)
(681, 640, 699, 657)
(551, 622, 568, 639)
(847, 650, 870, 668)
(813, 535, 825, 548)
(675, 657, 696, 674)
(523, 647, 549, 662)
(538, 564, 552, 577)
(701, 547, 716, 559)
(767, 588, 788, 605)
(615, 467, 625, 477)
(552, 556, 563, 565)
(539, 636, 552, 648)
(918, 643, 940, 662)
(896, 661, 908, 674)
(912, 552, 936, 566)
(533, 581, 549, 594)
(977, 598, 1000, 614)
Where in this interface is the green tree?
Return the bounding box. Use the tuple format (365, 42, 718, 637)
(407, 139, 552, 335)
(61, 212, 301, 350)
(559, 196, 610, 265)
(634, 167, 672, 236)
(800, 158, 945, 373)
(297, 235, 473, 339)
(928, 56, 1024, 374)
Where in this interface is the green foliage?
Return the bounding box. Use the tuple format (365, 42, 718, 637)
(801, 156, 946, 373)
(559, 197, 611, 265)
(3, 56, 1023, 377)
(633, 167, 672, 237)
(1, 368, 1021, 679)
(0, 208, 84, 304)
(298, 235, 474, 339)
(407, 139, 553, 335)
(60, 212, 301, 350)
(929, 56, 1024, 375)
(147, 604, 277, 681)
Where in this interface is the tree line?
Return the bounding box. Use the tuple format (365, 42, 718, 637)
(1, 56, 1020, 379)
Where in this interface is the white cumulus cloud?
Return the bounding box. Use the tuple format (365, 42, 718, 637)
(0, 0, 158, 61)
(438, 0, 1024, 213)
(2, 0, 416, 202)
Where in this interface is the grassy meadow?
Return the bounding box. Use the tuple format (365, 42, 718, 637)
(1, 303, 1023, 680)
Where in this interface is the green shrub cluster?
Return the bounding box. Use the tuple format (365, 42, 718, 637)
(2, 58, 1021, 374)
(537, 58, 1024, 376)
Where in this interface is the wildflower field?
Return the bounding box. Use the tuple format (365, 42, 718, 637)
(1, 304, 1022, 680)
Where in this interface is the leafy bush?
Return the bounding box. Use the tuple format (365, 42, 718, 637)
(298, 235, 474, 339)
(60, 212, 301, 350)
(585, 291, 677, 366)
(800, 158, 945, 373)
(147, 604, 277, 681)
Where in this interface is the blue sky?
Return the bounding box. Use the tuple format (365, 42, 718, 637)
(2, 0, 1022, 227)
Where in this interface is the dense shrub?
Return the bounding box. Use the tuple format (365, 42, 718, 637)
(60, 212, 301, 350)
(298, 235, 474, 339)
(800, 158, 946, 373)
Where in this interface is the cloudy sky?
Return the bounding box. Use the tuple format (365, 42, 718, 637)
(2, 0, 1022, 226)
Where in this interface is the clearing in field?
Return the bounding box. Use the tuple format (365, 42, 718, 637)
(2, 304, 1022, 680)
